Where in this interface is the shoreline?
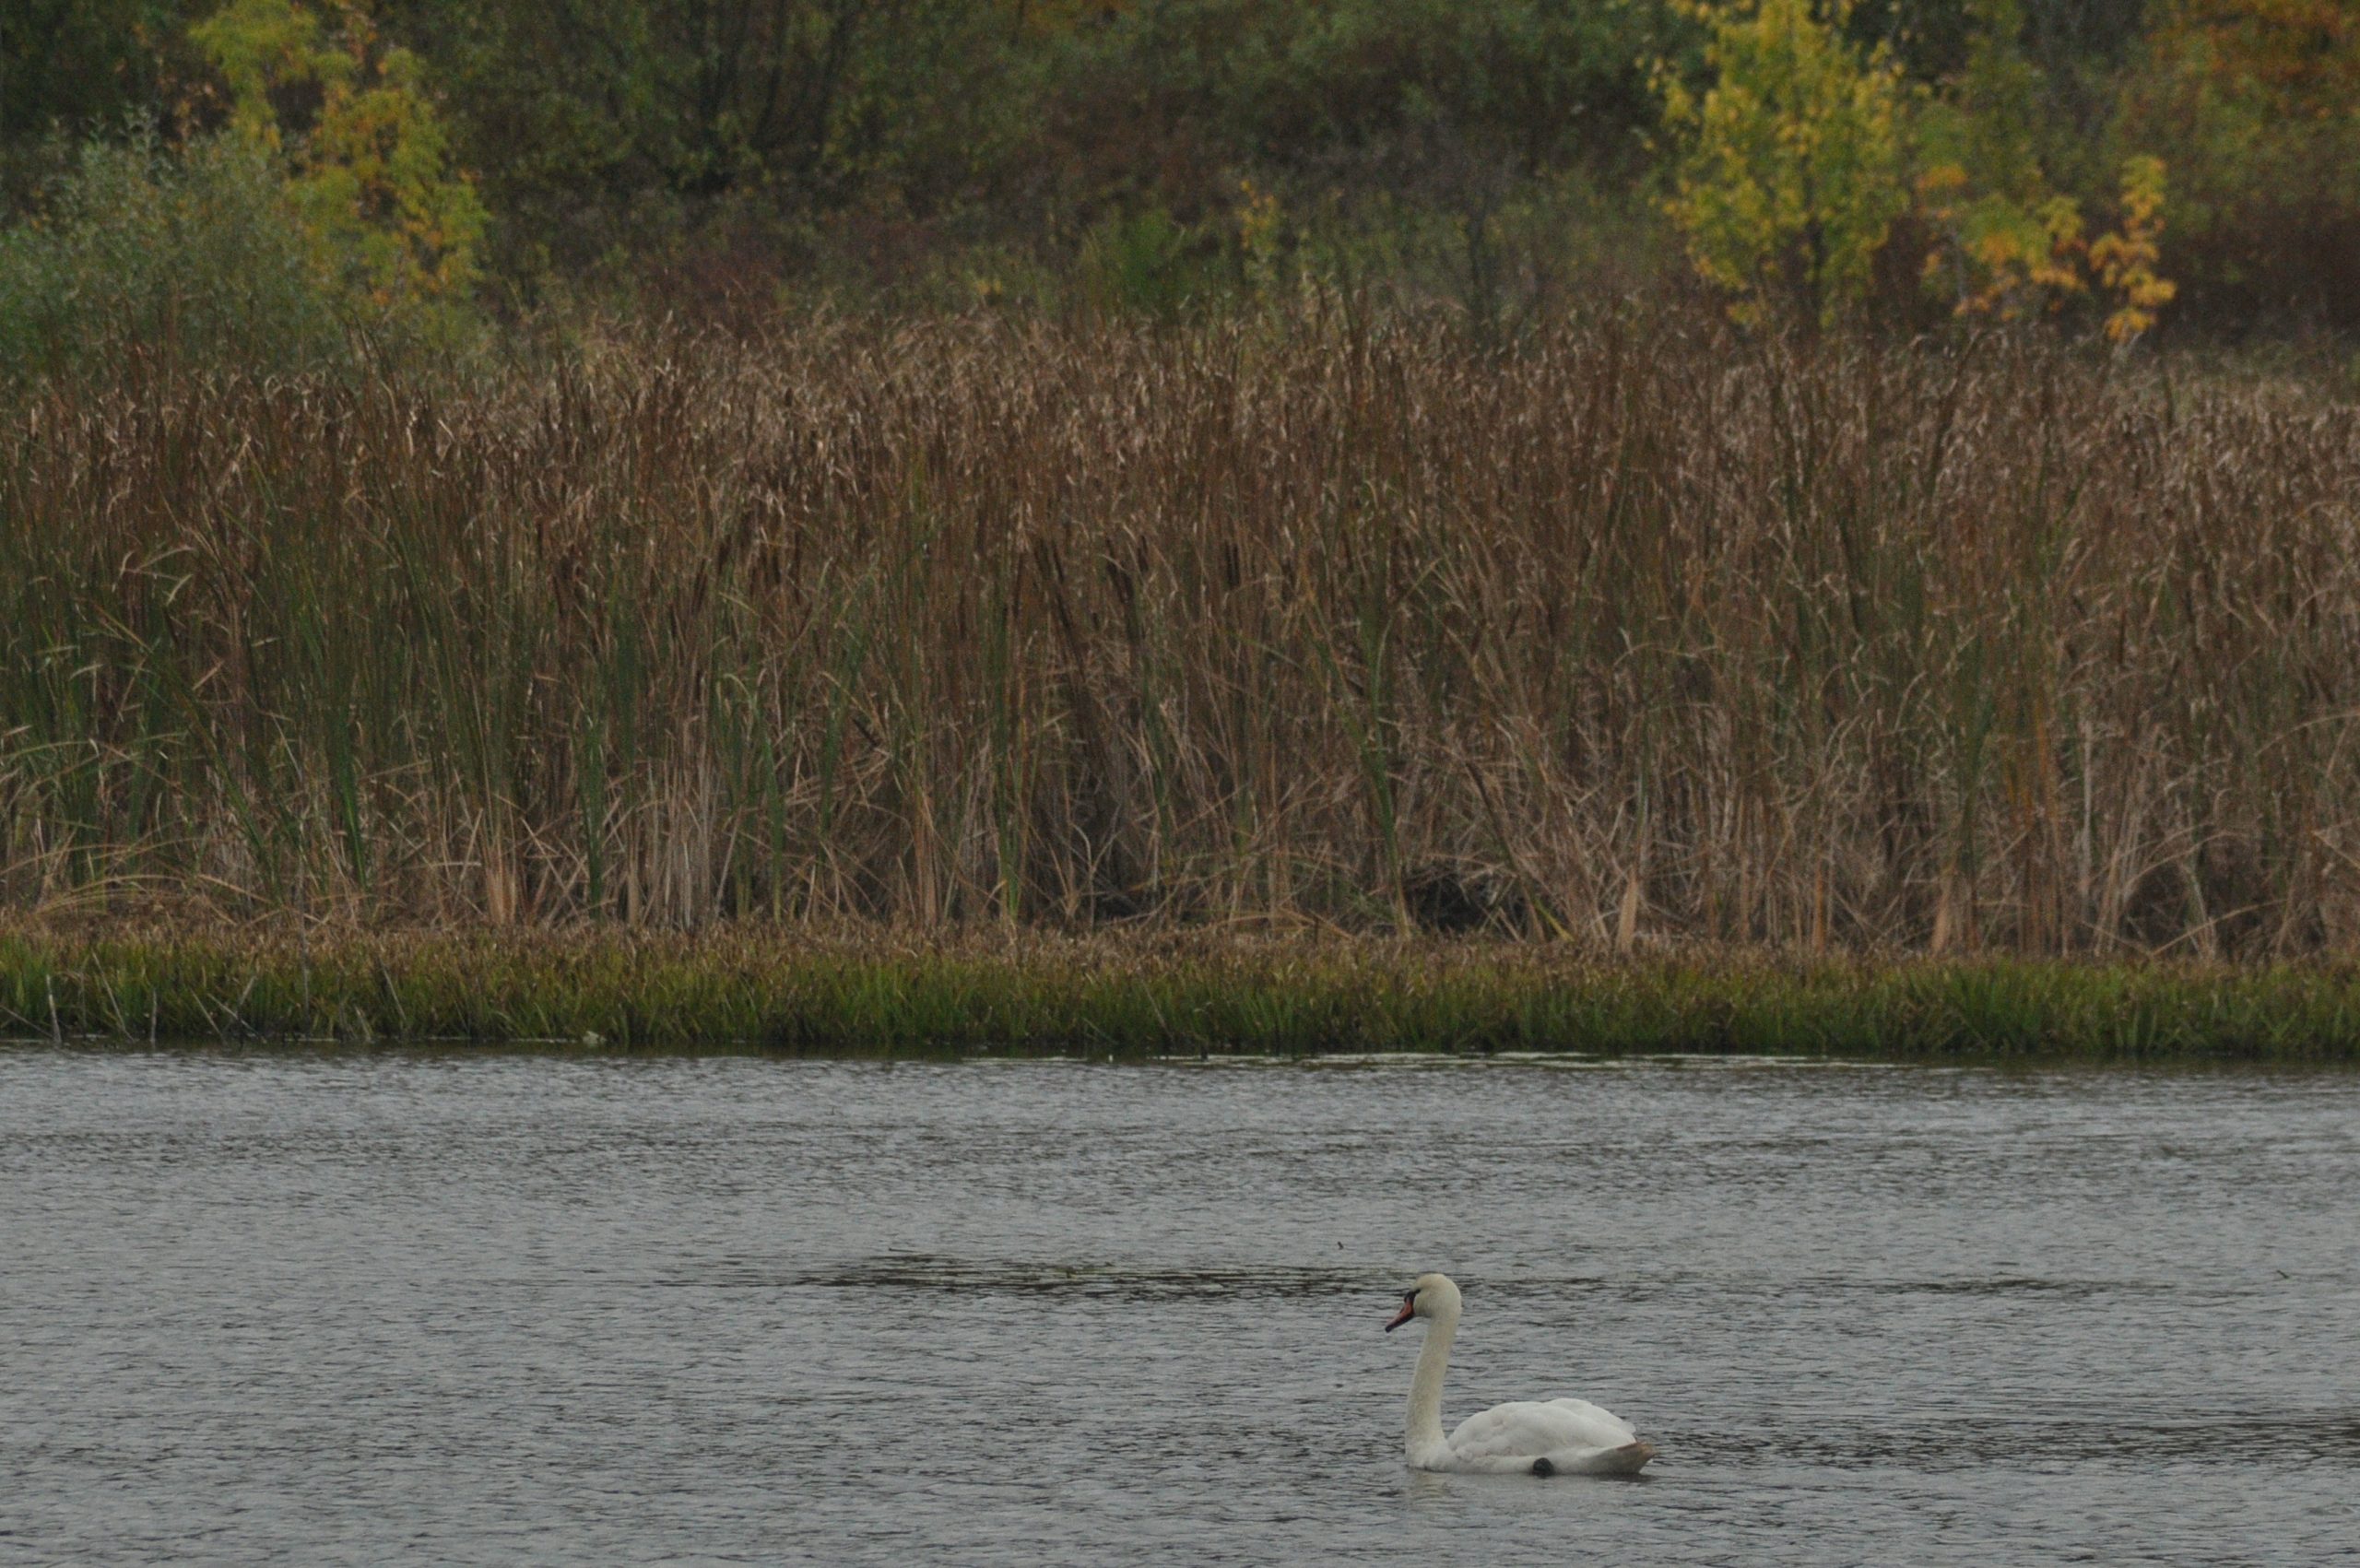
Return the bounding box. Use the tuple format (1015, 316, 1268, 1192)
(6, 923, 2358, 1061)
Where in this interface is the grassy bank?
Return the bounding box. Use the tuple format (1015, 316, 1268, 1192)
(6, 310, 2360, 956)
(5, 923, 2359, 1060)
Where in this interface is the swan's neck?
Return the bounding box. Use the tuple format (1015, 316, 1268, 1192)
(1405, 1303, 1459, 1466)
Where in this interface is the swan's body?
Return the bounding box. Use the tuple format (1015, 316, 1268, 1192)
(1386, 1272, 1656, 1476)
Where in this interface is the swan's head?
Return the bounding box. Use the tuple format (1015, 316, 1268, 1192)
(1384, 1271, 1461, 1331)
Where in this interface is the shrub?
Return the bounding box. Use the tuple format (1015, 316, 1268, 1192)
(1078, 206, 1221, 320)
(0, 130, 348, 378)
(1913, 2, 2176, 343)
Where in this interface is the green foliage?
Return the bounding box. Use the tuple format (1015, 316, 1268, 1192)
(2111, 0, 2360, 330)
(1916, 0, 2048, 206)
(1915, 0, 2097, 321)
(1, 0, 193, 171)
(0, 130, 348, 376)
(0, 0, 493, 381)
(1661, 0, 1911, 324)
(366, 0, 1025, 279)
(7, 925, 2360, 1058)
(1159, 0, 1669, 176)
(191, 0, 484, 336)
(1078, 206, 1220, 320)
(0, 0, 2355, 342)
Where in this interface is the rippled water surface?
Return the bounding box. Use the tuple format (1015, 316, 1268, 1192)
(4, 1049, 2356, 1565)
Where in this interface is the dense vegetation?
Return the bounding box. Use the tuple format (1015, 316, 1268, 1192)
(3, 0, 2356, 348)
(11, 925, 2360, 1057)
(6, 312, 2357, 956)
(6, 3, 2360, 1066)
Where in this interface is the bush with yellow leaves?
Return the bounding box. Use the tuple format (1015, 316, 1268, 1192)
(1670, 0, 2175, 343)
(1659, 0, 1909, 327)
(192, 0, 485, 341)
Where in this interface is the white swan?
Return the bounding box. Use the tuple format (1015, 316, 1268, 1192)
(1386, 1272, 1657, 1476)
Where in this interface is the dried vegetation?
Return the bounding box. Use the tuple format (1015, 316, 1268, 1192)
(6, 307, 2359, 957)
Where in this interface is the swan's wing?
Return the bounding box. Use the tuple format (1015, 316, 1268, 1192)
(1446, 1398, 1637, 1462)
(1540, 1398, 1639, 1448)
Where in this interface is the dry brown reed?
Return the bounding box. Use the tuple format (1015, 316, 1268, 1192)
(6, 308, 2358, 954)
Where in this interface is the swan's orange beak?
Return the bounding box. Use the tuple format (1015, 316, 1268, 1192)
(1385, 1296, 1417, 1332)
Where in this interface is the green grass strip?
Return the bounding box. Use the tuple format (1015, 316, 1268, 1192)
(5, 923, 2360, 1060)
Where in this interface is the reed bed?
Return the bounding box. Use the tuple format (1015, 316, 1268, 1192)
(6, 923, 2357, 1058)
(6, 308, 2360, 956)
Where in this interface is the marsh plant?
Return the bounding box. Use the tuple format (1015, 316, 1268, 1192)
(8, 925, 2360, 1058)
(4, 307, 2358, 956)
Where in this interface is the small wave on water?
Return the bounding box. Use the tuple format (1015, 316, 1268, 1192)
(667, 1254, 1663, 1303)
(697, 1256, 1383, 1301)
(1690, 1410, 2360, 1469)
(686, 1255, 2221, 1305)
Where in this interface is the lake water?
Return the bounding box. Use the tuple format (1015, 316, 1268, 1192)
(2, 1049, 2354, 1565)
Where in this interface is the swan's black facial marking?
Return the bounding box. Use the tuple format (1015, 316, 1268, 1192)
(1530, 1457, 1556, 1478)
(1384, 1287, 1419, 1332)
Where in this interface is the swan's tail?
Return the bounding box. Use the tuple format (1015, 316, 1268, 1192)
(1535, 1440, 1656, 1477)
(1608, 1440, 1658, 1473)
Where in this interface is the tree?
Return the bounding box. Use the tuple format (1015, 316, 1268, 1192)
(1661, 0, 1910, 325)
(191, 0, 483, 324)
